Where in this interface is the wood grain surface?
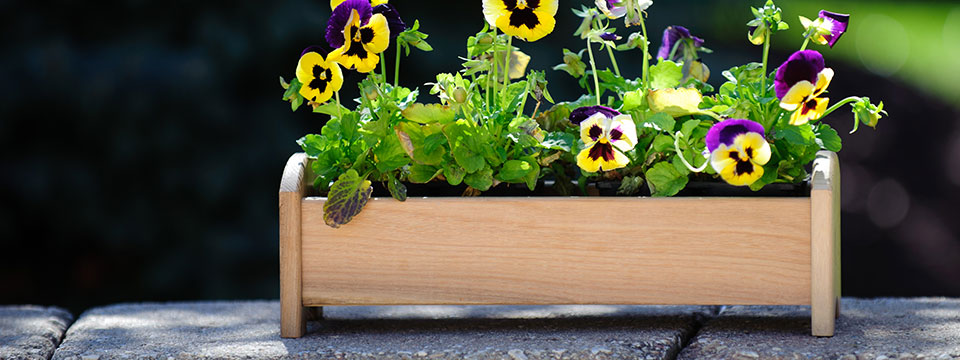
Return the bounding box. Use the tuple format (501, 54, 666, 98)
(300, 196, 813, 306)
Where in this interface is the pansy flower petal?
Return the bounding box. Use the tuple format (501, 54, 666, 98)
(657, 26, 704, 61)
(789, 96, 829, 126)
(372, 4, 406, 38)
(705, 118, 765, 152)
(819, 10, 849, 47)
(296, 52, 343, 103)
(812, 68, 834, 97)
(596, 0, 626, 19)
(485, 0, 558, 42)
(608, 114, 637, 152)
(579, 112, 606, 144)
(569, 105, 619, 125)
(779, 80, 815, 111)
(736, 132, 771, 166)
(577, 141, 629, 172)
(774, 50, 825, 99)
(326, 0, 373, 49)
(360, 13, 391, 53)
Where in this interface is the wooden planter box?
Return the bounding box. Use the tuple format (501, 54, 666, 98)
(278, 151, 841, 338)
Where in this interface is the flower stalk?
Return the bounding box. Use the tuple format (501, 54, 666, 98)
(502, 36, 513, 104)
(639, 12, 650, 90)
(586, 37, 601, 106)
(606, 45, 621, 77)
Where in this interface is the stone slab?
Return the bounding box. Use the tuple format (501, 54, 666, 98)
(0, 305, 73, 360)
(52, 301, 714, 360)
(679, 297, 960, 360)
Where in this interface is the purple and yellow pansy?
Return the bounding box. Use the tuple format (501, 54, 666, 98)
(326, 0, 392, 73)
(800, 10, 849, 48)
(574, 108, 637, 173)
(330, 0, 387, 10)
(595, 0, 626, 19)
(774, 50, 834, 126)
(483, 0, 559, 42)
(706, 119, 771, 186)
(296, 50, 344, 104)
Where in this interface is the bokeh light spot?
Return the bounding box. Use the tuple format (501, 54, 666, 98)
(856, 14, 909, 77)
(867, 178, 911, 228)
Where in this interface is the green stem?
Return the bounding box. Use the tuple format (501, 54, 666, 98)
(760, 31, 771, 97)
(606, 44, 621, 77)
(335, 91, 343, 118)
(799, 37, 810, 51)
(394, 45, 401, 87)
(820, 96, 861, 119)
(501, 36, 513, 104)
(639, 13, 650, 91)
(674, 133, 709, 173)
(516, 80, 530, 118)
(380, 52, 388, 88)
(586, 38, 601, 106)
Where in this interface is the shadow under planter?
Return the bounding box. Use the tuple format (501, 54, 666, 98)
(278, 151, 842, 338)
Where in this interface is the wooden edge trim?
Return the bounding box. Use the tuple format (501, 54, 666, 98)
(280, 153, 308, 194)
(811, 151, 839, 191)
(279, 153, 308, 338)
(810, 150, 840, 336)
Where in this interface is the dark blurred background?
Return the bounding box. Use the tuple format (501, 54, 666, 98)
(1, 0, 958, 315)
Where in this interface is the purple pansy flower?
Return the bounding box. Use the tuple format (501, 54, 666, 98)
(372, 4, 406, 38)
(595, 0, 627, 19)
(599, 32, 621, 42)
(816, 10, 849, 47)
(705, 119, 766, 153)
(569, 105, 620, 125)
(656, 26, 704, 61)
(774, 50, 825, 100)
(326, 0, 373, 49)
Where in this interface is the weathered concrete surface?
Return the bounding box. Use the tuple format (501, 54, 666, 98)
(52, 301, 714, 360)
(679, 298, 960, 360)
(0, 305, 73, 360)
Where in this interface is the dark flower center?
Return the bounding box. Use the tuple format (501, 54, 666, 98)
(503, 0, 540, 29)
(588, 125, 603, 141)
(345, 25, 369, 59)
(801, 98, 818, 115)
(609, 128, 623, 141)
(588, 142, 617, 162)
(734, 158, 755, 176)
(308, 65, 333, 101)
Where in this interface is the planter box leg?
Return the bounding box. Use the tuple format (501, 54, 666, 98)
(280, 153, 308, 338)
(811, 151, 840, 337)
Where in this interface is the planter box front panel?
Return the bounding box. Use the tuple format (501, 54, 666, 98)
(300, 196, 811, 306)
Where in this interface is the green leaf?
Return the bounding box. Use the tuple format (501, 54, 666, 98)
(401, 103, 457, 124)
(423, 132, 447, 154)
(464, 167, 494, 191)
(408, 164, 442, 183)
(297, 134, 327, 157)
(497, 160, 534, 181)
(622, 90, 645, 111)
(396, 123, 445, 165)
(541, 131, 575, 152)
(679, 120, 701, 139)
(645, 112, 676, 133)
(291, 95, 303, 111)
(617, 176, 644, 195)
(443, 164, 466, 186)
(313, 101, 350, 116)
(373, 133, 410, 173)
(649, 60, 683, 90)
(815, 124, 842, 152)
(776, 124, 816, 146)
(322, 170, 372, 228)
(387, 176, 407, 202)
(652, 134, 675, 152)
(645, 161, 689, 197)
(520, 156, 540, 190)
(452, 145, 485, 173)
(504, 81, 528, 113)
(339, 112, 360, 142)
(282, 77, 301, 100)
